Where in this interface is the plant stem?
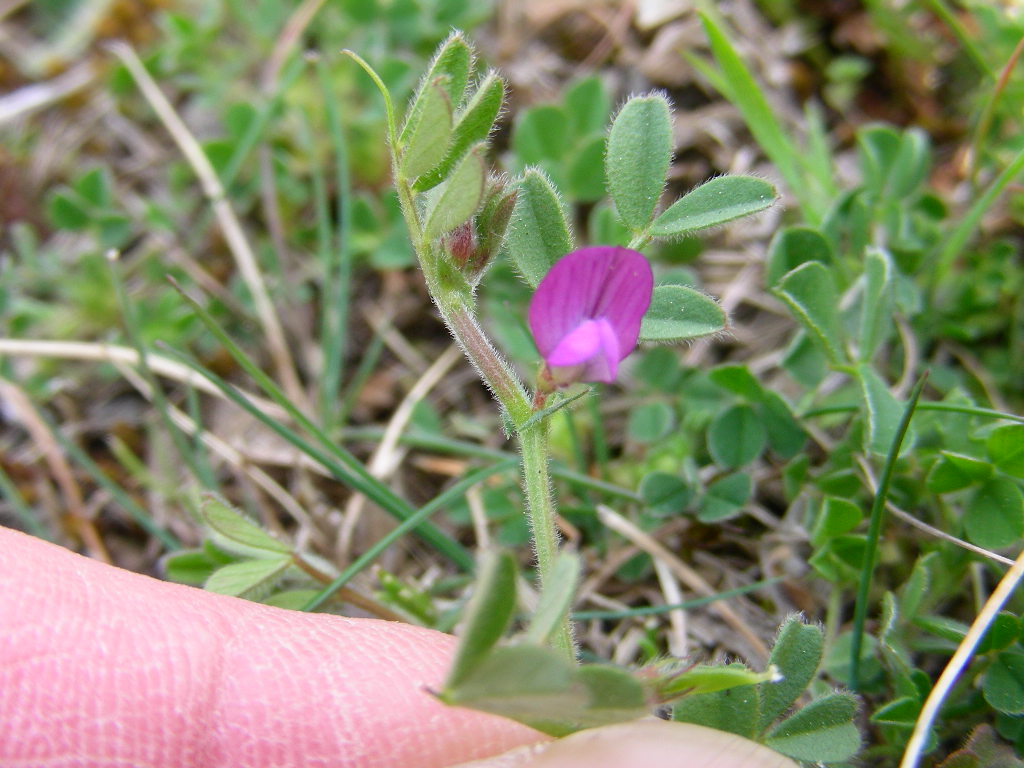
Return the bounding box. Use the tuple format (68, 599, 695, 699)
(434, 296, 532, 426)
(352, 50, 575, 659)
(519, 419, 575, 658)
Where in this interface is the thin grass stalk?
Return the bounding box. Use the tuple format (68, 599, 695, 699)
(850, 372, 929, 690)
(155, 341, 472, 569)
(107, 41, 308, 412)
(316, 54, 354, 433)
(303, 458, 520, 611)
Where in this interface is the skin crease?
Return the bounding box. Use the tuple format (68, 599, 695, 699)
(0, 527, 797, 768)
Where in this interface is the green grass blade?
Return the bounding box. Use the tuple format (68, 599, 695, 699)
(695, 12, 825, 223)
(850, 372, 929, 690)
(26, 393, 181, 551)
(107, 255, 213, 489)
(316, 55, 353, 433)
(0, 460, 50, 538)
(302, 458, 519, 611)
(340, 427, 641, 501)
(156, 339, 473, 570)
(571, 578, 781, 621)
(804, 401, 1024, 426)
(933, 145, 1024, 298)
(221, 53, 308, 189)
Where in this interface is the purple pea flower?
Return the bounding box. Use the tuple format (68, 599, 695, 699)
(528, 246, 653, 385)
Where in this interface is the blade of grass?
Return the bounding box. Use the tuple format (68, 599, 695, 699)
(316, 54, 354, 433)
(107, 41, 307, 411)
(570, 577, 782, 621)
(924, 0, 994, 80)
(932, 143, 1024, 299)
(588, 392, 610, 480)
(805, 400, 1024, 426)
(341, 426, 641, 502)
(302, 458, 519, 611)
(850, 371, 929, 691)
(107, 253, 213, 490)
(297, 104, 335, 425)
(967, 34, 1024, 186)
(222, 53, 308, 190)
(184, 383, 218, 490)
(0, 460, 50, 539)
(693, 12, 827, 223)
(169, 279, 411, 497)
(31, 393, 181, 551)
(337, 333, 385, 428)
(155, 341, 472, 570)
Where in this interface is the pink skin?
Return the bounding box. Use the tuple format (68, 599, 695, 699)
(0, 527, 798, 768)
(0, 527, 543, 767)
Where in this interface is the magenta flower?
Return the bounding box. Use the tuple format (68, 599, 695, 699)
(528, 246, 653, 385)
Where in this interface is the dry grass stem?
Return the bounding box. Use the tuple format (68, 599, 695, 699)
(0, 378, 108, 561)
(597, 504, 770, 660)
(336, 345, 462, 560)
(901, 545, 1024, 768)
(105, 40, 308, 413)
(0, 338, 288, 421)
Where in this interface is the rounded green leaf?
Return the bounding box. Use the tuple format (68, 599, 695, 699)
(201, 496, 291, 556)
(773, 262, 844, 364)
(708, 404, 767, 468)
(649, 176, 776, 238)
(204, 556, 291, 599)
(926, 451, 994, 494)
(758, 618, 824, 733)
(964, 478, 1024, 550)
(765, 227, 834, 287)
(443, 645, 584, 737)
(988, 425, 1024, 480)
(638, 285, 726, 342)
(627, 402, 675, 443)
(446, 551, 518, 688)
(984, 651, 1024, 715)
(978, 612, 1020, 655)
(810, 497, 862, 547)
(709, 364, 763, 400)
(47, 190, 92, 230)
(858, 364, 916, 457)
(502, 169, 572, 287)
(639, 472, 693, 517)
(566, 135, 607, 202)
(524, 552, 580, 645)
(423, 144, 485, 240)
(565, 75, 610, 137)
(163, 549, 218, 585)
(764, 693, 861, 763)
(606, 94, 672, 231)
(513, 105, 569, 164)
(698, 472, 752, 522)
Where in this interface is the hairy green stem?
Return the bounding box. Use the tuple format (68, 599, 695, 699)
(520, 420, 575, 658)
(353, 49, 575, 659)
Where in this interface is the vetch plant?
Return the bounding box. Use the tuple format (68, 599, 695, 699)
(329, 31, 862, 762)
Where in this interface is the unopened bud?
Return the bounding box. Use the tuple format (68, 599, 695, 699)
(443, 222, 476, 267)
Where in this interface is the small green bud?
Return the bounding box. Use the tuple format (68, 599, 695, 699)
(476, 178, 518, 263)
(442, 176, 518, 286)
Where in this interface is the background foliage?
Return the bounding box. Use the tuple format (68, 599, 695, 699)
(1, 0, 1023, 764)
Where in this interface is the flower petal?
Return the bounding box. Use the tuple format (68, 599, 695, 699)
(528, 246, 653, 384)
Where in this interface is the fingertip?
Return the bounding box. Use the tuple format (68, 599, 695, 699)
(448, 720, 799, 768)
